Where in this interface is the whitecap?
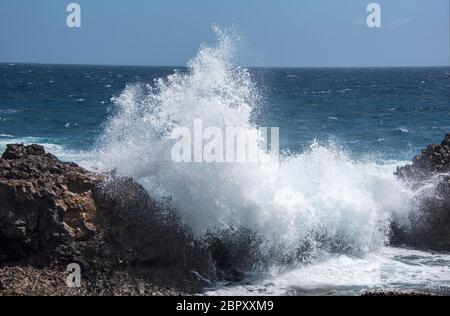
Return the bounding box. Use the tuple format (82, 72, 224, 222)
(0, 109, 18, 114)
(395, 127, 409, 133)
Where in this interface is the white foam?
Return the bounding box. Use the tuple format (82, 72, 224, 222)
(92, 27, 419, 260)
(206, 247, 450, 295)
(395, 127, 409, 133)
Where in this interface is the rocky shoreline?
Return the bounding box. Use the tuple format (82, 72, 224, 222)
(0, 144, 215, 295)
(1, 134, 450, 296)
(392, 133, 450, 251)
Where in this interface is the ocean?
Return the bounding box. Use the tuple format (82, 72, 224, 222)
(1, 64, 449, 161)
(1, 40, 450, 295)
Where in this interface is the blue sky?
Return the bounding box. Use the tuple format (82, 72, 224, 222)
(0, 0, 448, 67)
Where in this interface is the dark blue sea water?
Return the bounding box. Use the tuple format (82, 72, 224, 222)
(1, 63, 449, 161)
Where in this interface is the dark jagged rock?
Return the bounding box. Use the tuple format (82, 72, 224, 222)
(205, 227, 264, 282)
(0, 144, 100, 264)
(395, 133, 450, 181)
(392, 134, 450, 251)
(0, 144, 215, 295)
(91, 177, 216, 290)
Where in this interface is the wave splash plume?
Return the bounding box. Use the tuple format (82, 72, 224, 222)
(94, 27, 416, 266)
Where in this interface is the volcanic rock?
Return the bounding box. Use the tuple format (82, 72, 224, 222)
(392, 134, 450, 251)
(0, 144, 215, 295)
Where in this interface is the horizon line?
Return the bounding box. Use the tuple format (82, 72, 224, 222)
(1, 61, 449, 69)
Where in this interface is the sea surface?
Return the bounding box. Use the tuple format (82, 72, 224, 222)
(1, 60, 450, 295)
(1, 64, 449, 161)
